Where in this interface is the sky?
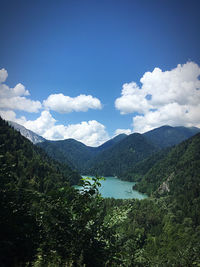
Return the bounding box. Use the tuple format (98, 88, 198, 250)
(0, 0, 200, 146)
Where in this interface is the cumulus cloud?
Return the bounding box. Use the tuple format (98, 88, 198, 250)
(0, 68, 41, 112)
(24, 110, 56, 136)
(43, 120, 109, 146)
(22, 111, 109, 146)
(0, 110, 27, 125)
(114, 128, 132, 136)
(115, 62, 200, 132)
(0, 68, 107, 146)
(115, 82, 151, 114)
(43, 93, 102, 113)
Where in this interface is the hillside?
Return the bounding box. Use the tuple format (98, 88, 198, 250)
(9, 121, 200, 178)
(38, 139, 97, 172)
(120, 147, 171, 181)
(95, 133, 127, 153)
(0, 118, 81, 188)
(88, 133, 158, 176)
(1, 116, 200, 266)
(0, 117, 110, 266)
(8, 121, 46, 144)
(38, 134, 127, 172)
(134, 132, 200, 197)
(38, 125, 200, 176)
(143, 125, 200, 148)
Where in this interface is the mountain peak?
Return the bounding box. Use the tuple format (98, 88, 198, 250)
(8, 121, 45, 144)
(143, 125, 200, 148)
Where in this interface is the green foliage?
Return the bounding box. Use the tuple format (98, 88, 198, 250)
(1, 117, 200, 266)
(121, 147, 171, 182)
(38, 139, 96, 172)
(0, 118, 81, 189)
(134, 133, 200, 197)
(0, 117, 102, 266)
(88, 133, 158, 177)
(144, 125, 200, 148)
(38, 134, 127, 174)
(37, 125, 199, 178)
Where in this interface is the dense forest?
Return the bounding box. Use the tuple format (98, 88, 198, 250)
(37, 125, 200, 177)
(38, 133, 127, 173)
(1, 117, 200, 266)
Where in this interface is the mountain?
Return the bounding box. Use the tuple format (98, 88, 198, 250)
(121, 147, 171, 181)
(38, 138, 96, 172)
(8, 121, 45, 144)
(38, 125, 200, 176)
(95, 133, 127, 153)
(88, 133, 158, 176)
(1, 116, 200, 266)
(8, 121, 200, 178)
(37, 134, 127, 173)
(120, 125, 200, 181)
(0, 117, 105, 266)
(1, 118, 81, 186)
(143, 125, 200, 148)
(134, 132, 200, 196)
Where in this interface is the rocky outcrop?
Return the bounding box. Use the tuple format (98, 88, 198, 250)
(8, 121, 45, 144)
(157, 172, 174, 195)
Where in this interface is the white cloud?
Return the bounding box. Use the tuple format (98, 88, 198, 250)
(43, 120, 109, 146)
(24, 110, 56, 136)
(0, 110, 27, 125)
(0, 69, 41, 113)
(0, 96, 42, 113)
(115, 82, 151, 114)
(21, 111, 109, 146)
(133, 103, 200, 133)
(0, 68, 8, 83)
(43, 93, 102, 113)
(115, 62, 200, 132)
(114, 128, 132, 136)
(0, 68, 107, 146)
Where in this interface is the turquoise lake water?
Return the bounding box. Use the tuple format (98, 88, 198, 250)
(74, 176, 147, 200)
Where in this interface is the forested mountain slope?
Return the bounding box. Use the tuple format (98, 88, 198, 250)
(38, 125, 199, 176)
(38, 134, 127, 172)
(95, 133, 127, 152)
(1, 118, 81, 188)
(143, 125, 200, 148)
(38, 138, 94, 171)
(121, 147, 171, 181)
(1, 116, 200, 266)
(100, 133, 200, 266)
(134, 132, 200, 196)
(88, 133, 158, 176)
(0, 117, 111, 266)
(9, 120, 200, 177)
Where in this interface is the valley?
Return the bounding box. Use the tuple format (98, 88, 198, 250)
(1, 117, 200, 266)
(74, 176, 147, 199)
(36, 124, 199, 178)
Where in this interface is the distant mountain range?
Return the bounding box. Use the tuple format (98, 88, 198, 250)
(143, 125, 200, 148)
(9, 120, 200, 177)
(2, 110, 200, 267)
(38, 134, 128, 172)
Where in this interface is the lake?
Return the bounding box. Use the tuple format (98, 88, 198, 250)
(74, 176, 147, 200)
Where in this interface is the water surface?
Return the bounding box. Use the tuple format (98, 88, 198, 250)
(74, 176, 147, 200)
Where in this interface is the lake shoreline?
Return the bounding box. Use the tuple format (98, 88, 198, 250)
(74, 175, 147, 200)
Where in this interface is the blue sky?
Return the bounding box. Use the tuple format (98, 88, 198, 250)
(0, 0, 200, 146)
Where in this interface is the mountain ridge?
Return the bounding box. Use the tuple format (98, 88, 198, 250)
(8, 121, 46, 144)
(133, 132, 200, 196)
(8, 120, 200, 177)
